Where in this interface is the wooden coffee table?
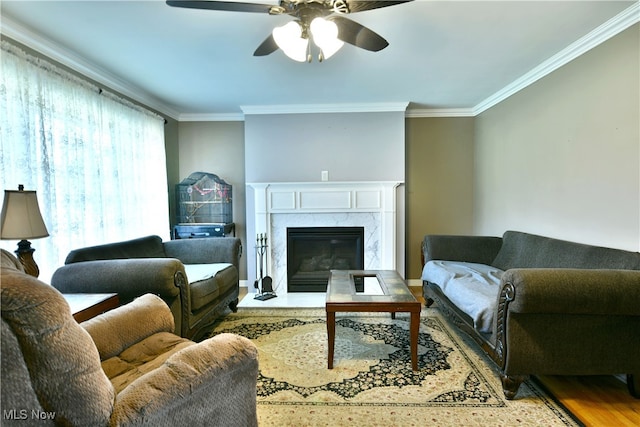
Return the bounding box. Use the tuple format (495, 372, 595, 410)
(326, 270, 421, 371)
(63, 293, 119, 322)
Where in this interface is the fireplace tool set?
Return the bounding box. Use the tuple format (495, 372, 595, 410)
(254, 233, 276, 301)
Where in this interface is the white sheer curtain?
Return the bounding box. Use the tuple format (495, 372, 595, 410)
(0, 40, 170, 282)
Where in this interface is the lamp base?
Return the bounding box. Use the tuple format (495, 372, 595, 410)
(15, 240, 40, 278)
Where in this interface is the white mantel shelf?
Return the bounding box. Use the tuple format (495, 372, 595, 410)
(247, 181, 403, 295)
(247, 181, 402, 214)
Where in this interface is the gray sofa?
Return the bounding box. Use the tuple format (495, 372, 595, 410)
(421, 230, 640, 399)
(2, 249, 258, 427)
(51, 235, 242, 340)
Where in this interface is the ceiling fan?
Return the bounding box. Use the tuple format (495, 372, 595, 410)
(166, 0, 413, 62)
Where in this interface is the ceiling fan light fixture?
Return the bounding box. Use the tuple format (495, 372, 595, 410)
(310, 17, 344, 60)
(166, 0, 414, 61)
(273, 21, 308, 62)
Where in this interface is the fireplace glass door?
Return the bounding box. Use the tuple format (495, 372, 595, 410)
(287, 227, 364, 292)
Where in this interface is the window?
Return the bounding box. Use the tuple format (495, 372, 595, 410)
(0, 40, 170, 281)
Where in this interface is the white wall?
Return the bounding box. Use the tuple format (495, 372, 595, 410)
(474, 24, 639, 251)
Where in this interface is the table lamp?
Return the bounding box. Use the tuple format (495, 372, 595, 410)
(0, 185, 49, 277)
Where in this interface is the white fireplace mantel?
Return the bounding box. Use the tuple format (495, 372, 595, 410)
(247, 181, 403, 295)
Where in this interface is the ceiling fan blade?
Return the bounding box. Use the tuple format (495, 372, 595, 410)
(344, 0, 413, 14)
(330, 16, 389, 52)
(254, 34, 279, 56)
(166, 1, 274, 14)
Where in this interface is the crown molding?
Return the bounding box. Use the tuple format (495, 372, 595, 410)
(241, 102, 409, 115)
(405, 108, 475, 118)
(473, 2, 640, 116)
(1, 16, 181, 121)
(2, 2, 637, 122)
(178, 112, 245, 122)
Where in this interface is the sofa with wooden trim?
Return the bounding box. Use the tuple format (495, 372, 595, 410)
(421, 230, 640, 399)
(51, 235, 241, 340)
(1, 249, 258, 426)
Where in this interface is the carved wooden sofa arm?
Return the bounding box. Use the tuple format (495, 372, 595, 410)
(496, 268, 640, 399)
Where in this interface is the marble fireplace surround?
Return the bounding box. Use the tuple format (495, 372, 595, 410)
(248, 181, 403, 295)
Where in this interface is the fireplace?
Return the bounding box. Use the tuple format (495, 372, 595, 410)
(248, 181, 403, 295)
(287, 227, 364, 292)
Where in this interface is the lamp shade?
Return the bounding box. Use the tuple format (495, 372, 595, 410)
(0, 188, 49, 240)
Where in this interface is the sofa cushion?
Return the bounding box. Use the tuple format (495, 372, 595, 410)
(102, 332, 194, 393)
(185, 264, 236, 311)
(0, 269, 115, 426)
(492, 230, 640, 271)
(212, 263, 239, 295)
(65, 235, 166, 264)
(422, 260, 504, 333)
(82, 293, 176, 360)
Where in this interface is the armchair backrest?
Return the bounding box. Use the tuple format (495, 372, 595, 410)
(1, 248, 24, 271)
(163, 236, 242, 270)
(1, 261, 115, 425)
(65, 235, 166, 264)
(1, 318, 51, 425)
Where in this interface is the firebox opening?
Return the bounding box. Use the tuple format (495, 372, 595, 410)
(287, 226, 365, 292)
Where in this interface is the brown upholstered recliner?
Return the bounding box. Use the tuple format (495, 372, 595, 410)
(1, 249, 258, 426)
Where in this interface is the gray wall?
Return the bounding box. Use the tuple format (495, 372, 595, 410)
(176, 121, 246, 278)
(164, 117, 180, 234)
(474, 23, 639, 251)
(244, 112, 405, 182)
(405, 117, 475, 278)
(175, 24, 640, 282)
(243, 111, 406, 283)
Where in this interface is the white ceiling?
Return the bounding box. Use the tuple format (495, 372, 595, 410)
(1, 1, 638, 120)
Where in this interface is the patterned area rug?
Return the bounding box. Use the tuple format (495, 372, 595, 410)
(211, 308, 581, 427)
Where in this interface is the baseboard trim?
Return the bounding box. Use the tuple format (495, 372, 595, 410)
(242, 279, 422, 288)
(407, 279, 423, 287)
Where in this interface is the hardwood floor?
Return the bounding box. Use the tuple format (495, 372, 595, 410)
(238, 286, 640, 426)
(536, 375, 640, 426)
(404, 286, 640, 426)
